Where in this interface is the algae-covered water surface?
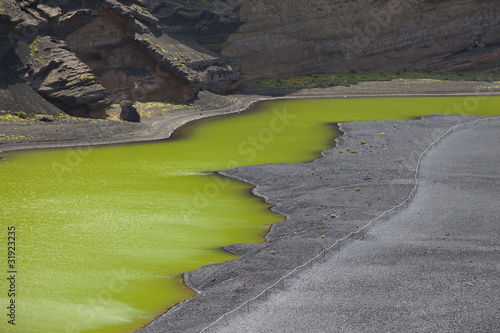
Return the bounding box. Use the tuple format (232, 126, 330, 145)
(1, 96, 499, 333)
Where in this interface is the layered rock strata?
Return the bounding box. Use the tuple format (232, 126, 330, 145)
(141, 0, 244, 52)
(222, 0, 500, 80)
(1, 0, 500, 117)
(15, 36, 109, 116)
(0, 0, 242, 117)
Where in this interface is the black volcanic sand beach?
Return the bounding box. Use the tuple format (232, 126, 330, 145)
(216, 117, 500, 333)
(137, 114, 500, 333)
(1, 81, 499, 333)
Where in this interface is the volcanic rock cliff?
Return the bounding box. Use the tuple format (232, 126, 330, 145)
(222, 0, 500, 80)
(1, 0, 499, 117)
(0, 0, 243, 117)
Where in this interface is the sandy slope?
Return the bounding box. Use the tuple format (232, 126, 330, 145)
(214, 117, 500, 333)
(138, 114, 499, 333)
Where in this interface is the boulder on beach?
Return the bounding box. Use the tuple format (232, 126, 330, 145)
(119, 101, 140, 123)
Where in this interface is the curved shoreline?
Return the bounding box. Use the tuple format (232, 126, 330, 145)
(1, 79, 499, 154)
(135, 90, 500, 331)
(212, 116, 500, 333)
(138, 113, 498, 333)
(2, 80, 499, 333)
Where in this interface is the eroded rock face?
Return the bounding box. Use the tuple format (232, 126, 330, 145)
(142, 0, 244, 52)
(0, 0, 242, 117)
(0, 56, 63, 117)
(222, 0, 500, 79)
(133, 31, 242, 93)
(66, 12, 197, 102)
(1, 0, 500, 117)
(15, 36, 110, 115)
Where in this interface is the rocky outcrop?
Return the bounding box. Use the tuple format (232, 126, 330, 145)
(0, 55, 63, 117)
(15, 36, 109, 115)
(65, 10, 197, 103)
(1, 0, 500, 117)
(119, 100, 140, 122)
(0, 0, 242, 117)
(221, 0, 500, 80)
(142, 0, 244, 52)
(133, 32, 241, 92)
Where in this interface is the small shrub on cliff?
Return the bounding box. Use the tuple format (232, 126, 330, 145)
(18, 112, 27, 119)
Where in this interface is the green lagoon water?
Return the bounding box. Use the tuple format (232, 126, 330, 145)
(1, 96, 499, 333)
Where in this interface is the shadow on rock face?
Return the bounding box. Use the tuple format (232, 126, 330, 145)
(0, 51, 64, 117)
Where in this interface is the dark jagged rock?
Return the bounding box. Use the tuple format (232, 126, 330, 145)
(0, 0, 242, 118)
(0, 50, 63, 117)
(119, 100, 140, 122)
(132, 32, 242, 92)
(142, 0, 244, 52)
(55, 9, 100, 38)
(14, 36, 110, 116)
(1, 0, 500, 118)
(66, 10, 198, 102)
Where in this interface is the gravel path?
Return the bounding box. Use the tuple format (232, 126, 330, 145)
(212, 118, 500, 333)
